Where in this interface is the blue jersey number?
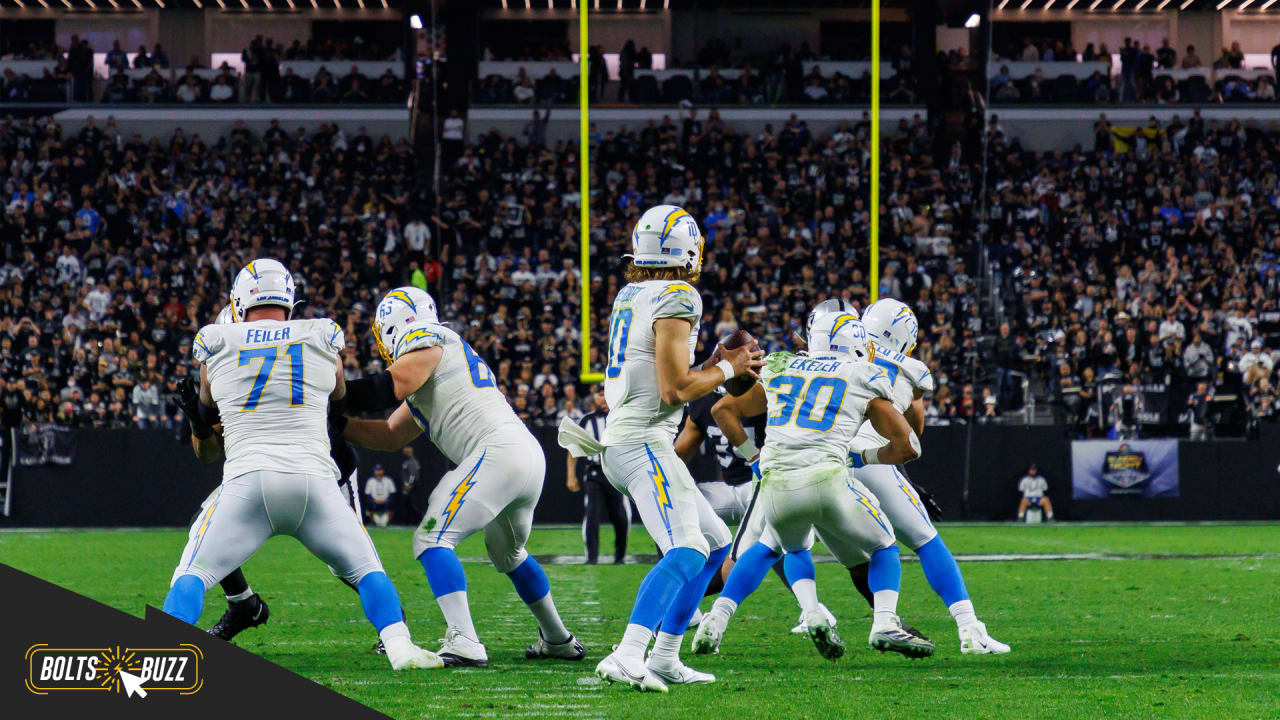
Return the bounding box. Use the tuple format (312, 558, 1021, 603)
(606, 308, 634, 379)
(767, 374, 846, 432)
(461, 339, 495, 388)
(239, 342, 306, 411)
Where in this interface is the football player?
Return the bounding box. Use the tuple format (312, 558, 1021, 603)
(162, 259, 440, 671)
(169, 304, 381, 648)
(850, 298, 1009, 654)
(694, 313, 932, 660)
(558, 205, 762, 692)
(336, 286, 584, 668)
(674, 388, 762, 526)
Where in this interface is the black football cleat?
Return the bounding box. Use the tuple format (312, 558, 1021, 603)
(208, 594, 270, 641)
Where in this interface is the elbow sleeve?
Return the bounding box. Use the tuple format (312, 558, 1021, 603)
(345, 372, 398, 412)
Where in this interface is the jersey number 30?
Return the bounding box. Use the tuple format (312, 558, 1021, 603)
(766, 375, 846, 432)
(239, 343, 305, 411)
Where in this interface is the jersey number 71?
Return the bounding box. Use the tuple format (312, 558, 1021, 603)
(239, 343, 305, 411)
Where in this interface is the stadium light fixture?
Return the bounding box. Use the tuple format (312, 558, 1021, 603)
(12, 0, 23, 8)
(1044, 0, 1056, 7)
(1134, 0, 1149, 9)
(1065, 0, 1080, 8)
(84, 0, 95, 7)
(333, 0, 341, 7)
(1179, 0, 1194, 8)
(1112, 0, 1125, 7)
(216, 0, 226, 9)
(1216, 0, 1233, 8)
(1020, 0, 1032, 8)
(37, 0, 48, 8)
(965, 12, 981, 26)
(132, 0, 142, 7)
(286, 0, 296, 8)
(59, 0, 71, 8)
(640, 0, 646, 8)
(192, 0, 202, 7)
(410, 14, 423, 28)
(1089, 0, 1103, 9)
(155, 0, 164, 8)
(357, 0, 365, 8)
(1238, 0, 1254, 8)
(525, 0, 531, 8)
(107, 0, 119, 8)
(664, 0, 668, 8)
(594, 0, 599, 9)
(241, 0, 250, 8)
(264, 0, 273, 8)
(617, 0, 622, 8)
(1156, 0, 1172, 8)
(1261, 0, 1277, 9)
(996, 0, 1009, 9)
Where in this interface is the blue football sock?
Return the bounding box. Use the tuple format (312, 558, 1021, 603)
(627, 546, 705, 631)
(419, 546, 467, 597)
(356, 571, 404, 633)
(783, 549, 816, 585)
(916, 535, 970, 606)
(506, 556, 551, 604)
(770, 556, 791, 587)
(660, 545, 730, 636)
(867, 545, 902, 594)
(721, 542, 782, 605)
(162, 574, 206, 625)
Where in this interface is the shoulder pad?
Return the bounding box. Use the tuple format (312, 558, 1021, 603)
(317, 318, 345, 354)
(394, 322, 449, 361)
(860, 362, 896, 401)
(650, 281, 701, 322)
(192, 325, 224, 364)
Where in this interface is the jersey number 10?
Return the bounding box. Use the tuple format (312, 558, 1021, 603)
(239, 343, 305, 411)
(605, 308, 634, 379)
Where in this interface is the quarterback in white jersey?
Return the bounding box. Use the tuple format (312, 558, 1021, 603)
(558, 204, 761, 693)
(162, 259, 440, 671)
(339, 286, 583, 669)
(852, 298, 1010, 654)
(695, 313, 933, 661)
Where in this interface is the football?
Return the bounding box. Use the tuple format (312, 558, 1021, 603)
(722, 329, 759, 396)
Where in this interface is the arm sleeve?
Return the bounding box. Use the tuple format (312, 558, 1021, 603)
(906, 357, 936, 399)
(191, 325, 223, 364)
(650, 282, 702, 324)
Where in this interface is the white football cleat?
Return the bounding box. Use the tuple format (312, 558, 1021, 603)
(595, 650, 668, 693)
(802, 608, 844, 662)
(383, 636, 444, 670)
(646, 658, 715, 685)
(691, 609, 728, 655)
(790, 603, 837, 635)
(959, 621, 1011, 655)
(438, 626, 489, 668)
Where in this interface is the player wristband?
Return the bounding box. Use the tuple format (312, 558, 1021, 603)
(715, 359, 735, 384)
(734, 438, 759, 461)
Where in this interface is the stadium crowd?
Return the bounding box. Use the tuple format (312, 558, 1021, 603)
(0, 104, 1278, 438)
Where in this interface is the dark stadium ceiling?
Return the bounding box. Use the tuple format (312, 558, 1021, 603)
(0, 0, 406, 8)
(995, 0, 1280, 9)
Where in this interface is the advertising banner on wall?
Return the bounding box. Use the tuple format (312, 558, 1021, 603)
(1071, 439, 1179, 499)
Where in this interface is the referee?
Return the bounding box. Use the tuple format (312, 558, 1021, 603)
(566, 385, 630, 564)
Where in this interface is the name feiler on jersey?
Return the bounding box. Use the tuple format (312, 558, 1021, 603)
(389, 320, 526, 465)
(759, 351, 895, 479)
(852, 344, 935, 447)
(193, 318, 345, 481)
(602, 279, 702, 446)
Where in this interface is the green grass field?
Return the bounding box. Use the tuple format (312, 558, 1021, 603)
(3, 523, 1279, 719)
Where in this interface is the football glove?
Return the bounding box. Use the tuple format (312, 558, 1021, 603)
(170, 376, 214, 439)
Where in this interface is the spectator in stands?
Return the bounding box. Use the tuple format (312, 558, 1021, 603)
(1240, 339, 1274, 385)
(209, 76, 234, 103)
(106, 41, 128, 73)
(242, 35, 263, 102)
(618, 39, 637, 102)
(1157, 38, 1176, 69)
(1183, 45, 1202, 69)
(151, 43, 170, 69)
(133, 46, 151, 69)
(1021, 39, 1039, 62)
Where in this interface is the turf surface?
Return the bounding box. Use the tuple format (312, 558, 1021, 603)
(3, 523, 1278, 719)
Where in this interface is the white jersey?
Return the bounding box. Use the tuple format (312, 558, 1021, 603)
(193, 318, 344, 481)
(1019, 475, 1048, 499)
(759, 351, 894, 481)
(392, 321, 529, 465)
(602, 279, 702, 446)
(853, 343, 935, 447)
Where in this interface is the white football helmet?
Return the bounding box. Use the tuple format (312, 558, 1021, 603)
(372, 286, 439, 365)
(806, 312, 869, 360)
(215, 304, 235, 324)
(229, 258, 295, 322)
(862, 298, 919, 355)
(807, 298, 859, 334)
(628, 204, 704, 274)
